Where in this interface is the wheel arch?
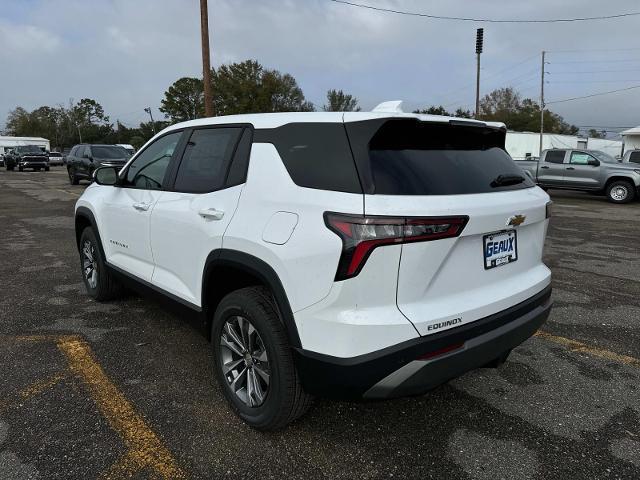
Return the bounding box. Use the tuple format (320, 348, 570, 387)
(202, 249, 301, 349)
(75, 206, 107, 259)
(605, 176, 636, 190)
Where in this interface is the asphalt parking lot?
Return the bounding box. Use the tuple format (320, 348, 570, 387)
(1, 167, 639, 480)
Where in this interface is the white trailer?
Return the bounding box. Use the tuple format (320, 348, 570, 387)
(622, 127, 640, 153)
(0, 136, 50, 156)
(505, 131, 578, 160)
(505, 131, 623, 159)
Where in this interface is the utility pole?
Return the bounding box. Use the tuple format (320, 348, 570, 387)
(76, 123, 82, 143)
(475, 28, 484, 119)
(539, 50, 545, 157)
(200, 0, 214, 117)
(144, 107, 156, 134)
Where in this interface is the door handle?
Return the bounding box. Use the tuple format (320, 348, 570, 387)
(132, 202, 151, 211)
(565, 167, 575, 170)
(199, 208, 225, 220)
(540, 166, 549, 169)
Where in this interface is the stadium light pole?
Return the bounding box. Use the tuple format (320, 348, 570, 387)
(200, 0, 214, 117)
(475, 28, 484, 119)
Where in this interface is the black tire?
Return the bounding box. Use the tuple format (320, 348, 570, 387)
(6, 166, 13, 171)
(68, 168, 79, 185)
(18, 166, 23, 172)
(211, 286, 312, 430)
(78, 227, 123, 301)
(606, 180, 635, 204)
(45, 166, 50, 172)
(35, 167, 41, 171)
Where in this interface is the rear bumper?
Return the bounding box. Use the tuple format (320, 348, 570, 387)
(293, 285, 551, 399)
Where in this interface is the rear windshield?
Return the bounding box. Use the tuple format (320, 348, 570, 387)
(92, 146, 129, 159)
(347, 119, 534, 195)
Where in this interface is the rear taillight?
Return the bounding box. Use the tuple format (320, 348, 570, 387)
(546, 201, 553, 219)
(324, 212, 469, 281)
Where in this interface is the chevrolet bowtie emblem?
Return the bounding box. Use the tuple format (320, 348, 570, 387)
(507, 214, 526, 227)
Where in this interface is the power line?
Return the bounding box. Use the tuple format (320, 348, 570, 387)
(549, 58, 640, 64)
(549, 79, 640, 84)
(546, 84, 640, 104)
(436, 55, 540, 106)
(549, 68, 640, 74)
(329, 0, 640, 23)
(547, 47, 640, 53)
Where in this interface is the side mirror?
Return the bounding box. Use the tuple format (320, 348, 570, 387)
(588, 159, 600, 166)
(94, 166, 119, 186)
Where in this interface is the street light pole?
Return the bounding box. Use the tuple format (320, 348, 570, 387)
(144, 107, 156, 134)
(200, 0, 214, 117)
(539, 50, 545, 157)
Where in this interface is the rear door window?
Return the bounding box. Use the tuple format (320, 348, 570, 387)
(173, 127, 242, 193)
(629, 151, 640, 164)
(570, 152, 596, 165)
(346, 119, 534, 195)
(545, 150, 566, 164)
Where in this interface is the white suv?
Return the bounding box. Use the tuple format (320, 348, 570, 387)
(74, 109, 553, 429)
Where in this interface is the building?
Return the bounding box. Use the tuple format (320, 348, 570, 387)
(505, 131, 623, 159)
(621, 127, 640, 153)
(0, 136, 50, 156)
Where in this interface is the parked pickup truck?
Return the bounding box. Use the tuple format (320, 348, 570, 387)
(621, 150, 640, 165)
(516, 149, 640, 203)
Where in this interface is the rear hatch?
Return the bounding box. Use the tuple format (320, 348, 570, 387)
(344, 116, 551, 336)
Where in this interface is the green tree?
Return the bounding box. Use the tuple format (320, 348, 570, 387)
(160, 77, 204, 123)
(412, 105, 473, 118)
(413, 105, 451, 115)
(129, 135, 146, 150)
(588, 128, 605, 139)
(210, 60, 314, 115)
(323, 89, 360, 112)
(479, 87, 578, 134)
(5, 107, 32, 137)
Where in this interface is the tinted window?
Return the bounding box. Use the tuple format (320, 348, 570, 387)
(91, 146, 130, 159)
(125, 131, 181, 190)
(570, 152, 596, 165)
(257, 123, 362, 194)
(629, 151, 640, 164)
(226, 128, 252, 186)
(352, 120, 532, 195)
(174, 128, 241, 193)
(69, 146, 78, 157)
(76, 146, 86, 158)
(545, 150, 566, 164)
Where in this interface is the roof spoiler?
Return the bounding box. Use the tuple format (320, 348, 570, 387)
(372, 100, 404, 113)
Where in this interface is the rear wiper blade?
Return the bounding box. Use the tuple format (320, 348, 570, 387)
(490, 174, 525, 188)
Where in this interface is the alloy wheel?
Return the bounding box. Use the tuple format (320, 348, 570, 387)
(82, 240, 98, 289)
(219, 316, 270, 408)
(611, 185, 628, 201)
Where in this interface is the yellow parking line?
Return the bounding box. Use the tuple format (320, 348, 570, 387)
(19, 372, 68, 400)
(56, 189, 80, 197)
(535, 331, 640, 367)
(0, 371, 68, 413)
(56, 336, 186, 479)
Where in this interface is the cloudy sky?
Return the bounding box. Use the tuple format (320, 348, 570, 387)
(1, 0, 639, 136)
